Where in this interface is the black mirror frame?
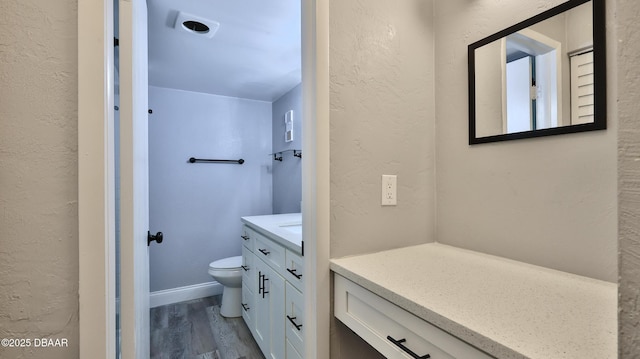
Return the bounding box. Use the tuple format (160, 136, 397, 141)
(468, 0, 606, 145)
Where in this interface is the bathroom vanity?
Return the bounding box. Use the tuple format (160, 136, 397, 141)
(331, 243, 617, 359)
(240, 213, 304, 359)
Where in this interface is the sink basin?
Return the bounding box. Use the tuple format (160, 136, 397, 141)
(279, 223, 302, 234)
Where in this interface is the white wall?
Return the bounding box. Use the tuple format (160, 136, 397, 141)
(566, 2, 593, 52)
(435, 0, 617, 282)
(475, 39, 505, 137)
(0, 1, 79, 358)
(148, 86, 272, 291)
(329, 0, 436, 259)
(272, 84, 303, 214)
(328, 0, 436, 357)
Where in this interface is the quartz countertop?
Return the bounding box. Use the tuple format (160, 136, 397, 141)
(330, 243, 617, 359)
(241, 213, 302, 254)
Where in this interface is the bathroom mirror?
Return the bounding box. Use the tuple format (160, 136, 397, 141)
(468, 0, 606, 144)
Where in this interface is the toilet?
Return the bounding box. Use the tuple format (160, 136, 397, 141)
(208, 255, 243, 318)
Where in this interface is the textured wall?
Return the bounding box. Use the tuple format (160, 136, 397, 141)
(328, 0, 435, 357)
(0, 0, 79, 358)
(272, 84, 303, 214)
(329, 0, 436, 259)
(616, 0, 640, 355)
(148, 86, 273, 292)
(434, 0, 618, 282)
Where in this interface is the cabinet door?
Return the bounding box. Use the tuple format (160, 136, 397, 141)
(255, 257, 286, 359)
(286, 339, 303, 359)
(254, 258, 270, 355)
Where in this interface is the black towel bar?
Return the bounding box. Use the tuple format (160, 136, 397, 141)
(188, 157, 244, 164)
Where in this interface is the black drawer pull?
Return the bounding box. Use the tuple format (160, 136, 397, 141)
(287, 315, 303, 330)
(286, 268, 302, 279)
(258, 271, 263, 294)
(241, 265, 249, 271)
(386, 336, 430, 359)
(241, 303, 249, 311)
(258, 248, 270, 256)
(241, 235, 249, 241)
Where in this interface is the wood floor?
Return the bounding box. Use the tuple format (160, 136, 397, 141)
(150, 295, 265, 359)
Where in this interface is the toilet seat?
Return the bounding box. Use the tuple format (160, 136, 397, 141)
(209, 255, 242, 270)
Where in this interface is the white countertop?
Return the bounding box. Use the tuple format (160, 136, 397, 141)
(330, 243, 617, 359)
(241, 213, 302, 254)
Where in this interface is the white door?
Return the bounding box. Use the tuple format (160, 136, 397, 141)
(506, 56, 533, 133)
(118, 0, 151, 358)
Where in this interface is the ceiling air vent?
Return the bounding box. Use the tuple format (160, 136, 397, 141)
(183, 21, 209, 34)
(174, 12, 220, 39)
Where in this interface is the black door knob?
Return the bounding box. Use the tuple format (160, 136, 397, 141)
(147, 231, 163, 246)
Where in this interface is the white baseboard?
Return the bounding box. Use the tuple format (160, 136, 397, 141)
(150, 281, 224, 308)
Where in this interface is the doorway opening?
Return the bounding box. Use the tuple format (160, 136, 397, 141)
(78, 1, 329, 357)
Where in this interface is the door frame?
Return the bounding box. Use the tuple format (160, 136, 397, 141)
(77, 0, 330, 357)
(78, 0, 116, 358)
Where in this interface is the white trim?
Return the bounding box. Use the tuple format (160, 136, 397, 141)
(118, 1, 151, 357)
(150, 282, 224, 308)
(78, 0, 115, 357)
(302, 0, 330, 358)
(509, 28, 563, 128)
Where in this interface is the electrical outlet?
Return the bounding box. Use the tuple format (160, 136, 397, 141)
(381, 175, 397, 206)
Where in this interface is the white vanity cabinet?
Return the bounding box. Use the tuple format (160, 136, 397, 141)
(240, 220, 304, 359)
(331, 243, 617, 359)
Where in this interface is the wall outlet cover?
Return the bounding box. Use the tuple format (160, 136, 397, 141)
(381, 175, 397, 206)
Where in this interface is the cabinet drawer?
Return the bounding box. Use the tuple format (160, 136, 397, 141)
(241, 246, 255, 293)
(334, 275, 493, 359)
(284, 249, 304, 291)
(241, 225, 254, 251)
(254, 232, 286, 275)
(285, 282, 304, 355)
(241, 283, 255, 337)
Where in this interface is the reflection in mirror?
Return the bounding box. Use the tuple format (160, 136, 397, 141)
(469, 0, 605, 144)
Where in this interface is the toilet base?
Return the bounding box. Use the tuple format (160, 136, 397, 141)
(220, 286, 242, 318)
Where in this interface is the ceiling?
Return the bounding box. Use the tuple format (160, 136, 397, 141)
(147, 0, 301, 102)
